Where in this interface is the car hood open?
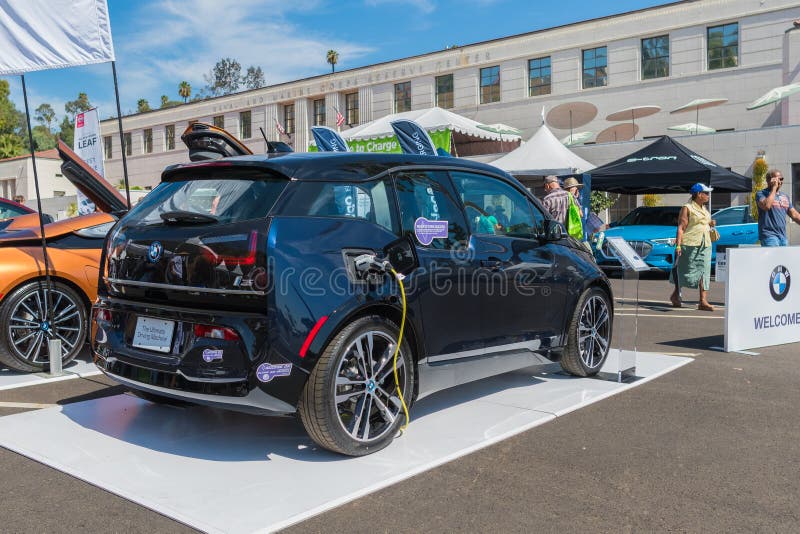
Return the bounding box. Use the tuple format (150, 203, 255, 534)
(57, 139, 128, 214)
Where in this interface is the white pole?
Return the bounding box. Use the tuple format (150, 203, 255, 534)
(48, 339, 62, 376)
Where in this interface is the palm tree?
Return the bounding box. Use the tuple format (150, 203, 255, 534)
(326, 50, 339, 73)
(178, 81, 192, 102)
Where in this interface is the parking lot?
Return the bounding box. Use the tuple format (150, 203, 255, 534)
(0, 276, 798, 533)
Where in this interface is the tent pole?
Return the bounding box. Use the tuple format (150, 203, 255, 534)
(112, 61, 131, 209)
(20, 74, 56, 347)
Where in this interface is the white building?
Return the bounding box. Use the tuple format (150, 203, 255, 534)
(0, 149, 80, 215)
(100, 0, 800, 237)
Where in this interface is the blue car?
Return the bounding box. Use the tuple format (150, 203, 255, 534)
(594, 205, 757, 272)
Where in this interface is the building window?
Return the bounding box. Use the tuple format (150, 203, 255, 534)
(313, 99, 326, 126)
(143, 129, 153, 154)
(165, 124, 175, 150)
(528, 56, 551, 96)
(641, 36, 669, 80)
(123, 132, 132, 156)
(435, 74, 454, 109)
(345, 92, 359, 125)
(582, 46, 607, 89)
(103, 136, 112, 159)
(283, 104, 295, 135)
(707, 22, 738, 70)
(239, 110, 252, 139)
(395, 82, 411, 113)
(480, 66, 500, 104)
(213, 115, 224, 129)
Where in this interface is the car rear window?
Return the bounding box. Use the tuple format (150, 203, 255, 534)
(277, 180, 398, 234)
(127, 176, 288, 225)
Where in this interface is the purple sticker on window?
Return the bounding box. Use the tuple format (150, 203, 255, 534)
(414, 217, 448, 246)
(256, 362, 293, 383)
(202, 349, 223, 362)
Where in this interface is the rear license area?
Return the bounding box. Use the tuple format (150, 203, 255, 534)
(132, 316, 176, 353)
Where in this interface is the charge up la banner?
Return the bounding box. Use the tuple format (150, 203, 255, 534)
(73, 108, 104, 214)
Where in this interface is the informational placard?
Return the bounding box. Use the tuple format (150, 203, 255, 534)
(715, 252, 727, 283)
(605, 236, 651, 272)
(725, 246, 800, 351)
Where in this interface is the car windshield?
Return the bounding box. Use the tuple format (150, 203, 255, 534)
(127, 175, 288, 226)
(617, 207, 680, 226)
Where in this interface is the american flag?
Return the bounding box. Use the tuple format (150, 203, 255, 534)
(335, 107, 345, 128)
(274, 118, 286, 136)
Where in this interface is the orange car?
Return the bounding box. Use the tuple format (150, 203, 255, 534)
(0, 141, 126, 372)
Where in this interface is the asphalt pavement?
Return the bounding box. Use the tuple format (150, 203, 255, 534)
(0, 277, 798, 533)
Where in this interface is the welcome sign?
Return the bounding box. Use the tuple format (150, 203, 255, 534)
(725, 247, 800, 351)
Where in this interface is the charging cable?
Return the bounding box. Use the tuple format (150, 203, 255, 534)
(390, 268, 410, 432)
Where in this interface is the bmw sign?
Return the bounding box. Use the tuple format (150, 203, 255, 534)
(147, 241, 163, 263)
(769, 265, 790, 302)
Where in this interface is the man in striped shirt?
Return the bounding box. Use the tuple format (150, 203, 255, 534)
(541, 175, 570, 225)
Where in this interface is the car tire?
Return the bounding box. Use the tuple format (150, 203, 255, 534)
(298, 315, 414, 456)
(561, 286, 612, 377)
(0, 280, 86, 373)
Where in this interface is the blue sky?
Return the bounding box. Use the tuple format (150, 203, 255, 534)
(4, 0, 671, 124)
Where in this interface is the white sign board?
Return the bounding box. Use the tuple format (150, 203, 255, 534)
(725, 246, 800, 352)
(715, 252, 727, 283)
(73, 108, 104, 215)
(605, 236, 651, 272)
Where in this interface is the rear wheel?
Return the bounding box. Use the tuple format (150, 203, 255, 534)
(561, 287, 612, 377)
(0, 280, 86, 372)
(298, 315, 414, 456)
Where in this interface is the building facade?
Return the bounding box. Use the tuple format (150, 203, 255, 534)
(100, 0, 800, 236)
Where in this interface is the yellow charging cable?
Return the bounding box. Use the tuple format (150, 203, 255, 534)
(390, 268, 410, 432)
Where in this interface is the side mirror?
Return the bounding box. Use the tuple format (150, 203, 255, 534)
(543, 219, 566, 241)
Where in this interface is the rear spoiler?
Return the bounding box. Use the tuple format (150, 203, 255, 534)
(57, 139, 129, 213)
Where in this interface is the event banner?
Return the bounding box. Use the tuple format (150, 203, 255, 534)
(73, 108, 105, 214)
(390, 119, 437, 156)
(310, 129, 451, 154)
(311, 126, 350, 152)
(725, 246, 800, 351)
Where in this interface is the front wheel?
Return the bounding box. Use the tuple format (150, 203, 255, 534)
(561, 287, 612, 377)
(298, 315, 414, 456)
(0, 280, 86, 372)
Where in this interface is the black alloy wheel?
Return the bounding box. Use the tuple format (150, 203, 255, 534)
(561, 286, 612, 377)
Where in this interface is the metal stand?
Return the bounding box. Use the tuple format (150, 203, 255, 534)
(47, 339, 65, 378)
(602, 237, 650, 382)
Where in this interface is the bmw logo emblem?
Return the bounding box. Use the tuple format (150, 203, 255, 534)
(769, 265, 790, 302)
(147, 241, 163, 263)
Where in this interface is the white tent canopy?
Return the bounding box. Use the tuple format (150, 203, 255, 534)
(344, 107, 520, 142)
(491, 124, 595, 175)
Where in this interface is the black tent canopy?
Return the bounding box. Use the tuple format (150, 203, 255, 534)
(587, 136, 751, 194)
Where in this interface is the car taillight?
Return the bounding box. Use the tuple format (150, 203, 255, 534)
(94, 308, 112, 322)
(194, 323, 240, 341)
(217, 230, 259, 266)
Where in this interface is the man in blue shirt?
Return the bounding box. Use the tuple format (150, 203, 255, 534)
(756, 169, 800, 246)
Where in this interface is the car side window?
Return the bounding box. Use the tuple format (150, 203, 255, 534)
(449, 171, 537, 238)
(0, 202, 28, 219)
(394, 171, 469, 250)
(278, 179, 399, 234)
(714, 207, 746, 226)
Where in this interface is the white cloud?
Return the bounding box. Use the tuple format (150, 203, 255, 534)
(113, 0, 373, 105)
(363, 0, 436, 14)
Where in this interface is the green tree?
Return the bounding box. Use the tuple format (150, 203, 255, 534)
(137, 99, 151, 113)
(242, 66, 265, 89)
(31, 125, 56, 151)
(326, 49, 339, 73)
(34, 103, 56, 132)
(161, 95, 169, 107)
(178, 81, 191, 102)
(204, 58, 242, 96)
(590, 191, 618, 214)
(642, 194, 663, 207)
(0, 133, 24, 158)
(750, 157, 768, 221)
(59, 92, 93, 147)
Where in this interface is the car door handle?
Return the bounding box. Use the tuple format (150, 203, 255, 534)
(480, 259, 503, 271)
(731, 231, 743, 235)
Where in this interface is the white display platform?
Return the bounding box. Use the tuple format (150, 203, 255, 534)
(0, 352, 690, 533)
(0, 357, 100, 391)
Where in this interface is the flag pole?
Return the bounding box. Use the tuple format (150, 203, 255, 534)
(111, 61, 131, 209)
(20, 74, 56, 351)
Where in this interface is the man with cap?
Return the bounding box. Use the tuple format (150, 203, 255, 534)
(756, 168, 800, 246)
(541, 175, 571, 226)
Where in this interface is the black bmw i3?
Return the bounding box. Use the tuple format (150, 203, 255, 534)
(92, 150, 613, 456)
